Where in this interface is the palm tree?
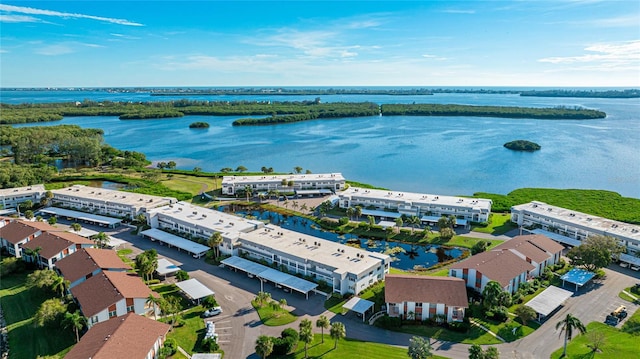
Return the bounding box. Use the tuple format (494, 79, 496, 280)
(255, 335, 274, 359)
(291, 201, 299, 212)
(63, 311, 86, 343)
(279, 298, 287, 309)
(556, 313, 586, 357)
(316, 315, 330, 343)
(255, 291, 271, 307)
(24, 246, 43, 269)
(207, 232, 223, 259)
(294, 166, 303, 174)
(147, 293, 161, 320)
(346, 207, 355, 220)
(93, 232, 110, 249)
(300, 203, 308, 213)
(299, 319, 313, 359)
(330, 321, 346, 350)
(409, 216, 421, 234)
(244, 185, 253, 202)
(395, 217, 403, 233)
(51, 275, 69, 298)
(354, 206, 362, 221)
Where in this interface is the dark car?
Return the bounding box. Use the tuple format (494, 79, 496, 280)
(605, 314, 620, 326)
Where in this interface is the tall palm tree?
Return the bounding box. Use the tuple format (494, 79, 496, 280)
(299, 319, 313, 358)
(556, 313, 587, 357)
(244, 185, 253, 202)
(300, 203, 308, 213)
(93, 232, 110, 249)
(330, 321, 346, 350)
(354, 206, 362, 221)
(51, 275, 70, 298)
(316, 315, 330, 343)
(24, 246, 43, 269)
(255, 335, 274, 359)
(146, 293, 161, 320)
(207, 232, 223, 259)
(63, 311, 87, 343)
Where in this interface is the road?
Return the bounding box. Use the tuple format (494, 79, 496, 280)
(93, 222, 639, 359)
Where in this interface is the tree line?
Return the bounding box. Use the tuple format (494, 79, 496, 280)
(232, 102, 380, 126)
(380, 103, 606, 119)
(520, 89, 640, 98)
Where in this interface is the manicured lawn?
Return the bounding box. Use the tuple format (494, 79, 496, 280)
(619, 286, 640, 303)
(427, 235, 503, 250)
(163, 307, 205, 354)
(0, 271, 75, 359)
(470, 213, 516, 235)
(272, 334, 448, 359)
(394, 323, 502, 345)
(324, 296, 347, 314)
(252, 300, 297, 326)
(550, 322, 638, 359)
(151, 283, 192, 310)
(161, 174, 218, 196)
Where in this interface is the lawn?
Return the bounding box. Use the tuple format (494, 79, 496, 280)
(393, 323, 502, 345)
(550, 322, 639, 359)
(0, 271, 76, 359)
(618, 285, 640, 303)
(272, 334, 448, 359)
(163, 307, 204, 354)
(324, 296, 347, 315)
(431, 235, 503, 250)
(161, 174, 219, 196)
(252, 299, 297, 326)
(470, 213, 516, 235)
(151, 283, 192, 310)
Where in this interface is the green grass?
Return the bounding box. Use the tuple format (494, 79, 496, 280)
(324, 296, 348, 314)
(394, 323, 502, 345)
(429, 235, 503, 250)
(470, 213, 516, 234)
(550, 322, 639, 359)
(161, 174, 219, 196)
(272, 334, 448, 359)
(163, 307, 206, 355)
(619, 286, 640, 303)
(0, 271, 76, 359)
(151, 283, 192, 310)
(474, 188, 640, 224)
(252, 300, 297, 326)
(619, 291, 637, 303)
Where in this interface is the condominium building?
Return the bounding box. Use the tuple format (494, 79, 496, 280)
(511, 201, 640, 253)
(146, 201, 264, 255)
(338, 187, 492, 223)
(221, 173, 345, 195)
(237, 225, 391, 295)
(0, 184, 45, 210)
(51, 185, 177, 219)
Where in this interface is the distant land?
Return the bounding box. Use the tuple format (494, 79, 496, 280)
(2, 87, 638, 98)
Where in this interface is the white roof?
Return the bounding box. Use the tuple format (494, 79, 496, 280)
(361, 209, 402, 219)
(343, 296, 375, 314)
(39, 207, 122, 226)
(0, 184, 45, 196)
(619, 253, 640, 266)
(530, 229, 581, 247)
(223, 173, 344, 185)
(140, 228, 209, 256)
(156, 258, 180, 275)
(525, 286, 573, 316)
(221, 256, 318, 293)
(52, 185, 176, 210)
(176, 278, 214, 300)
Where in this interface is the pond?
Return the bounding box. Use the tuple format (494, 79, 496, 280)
(85, 180, 129, 191)
(221, 207, 466, 271)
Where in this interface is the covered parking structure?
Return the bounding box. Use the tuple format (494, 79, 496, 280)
(342, 296, 375, 322)
(39, 207, 122, 228)
(421, 215, 467, 227)
(295, 189, 333, 197)
(156, 258, 180, 278)
(140, 228, 209, 258)
(221, 256, 318, 299)
(561, 268, 596, 291)
(618, 253, 640, 267)
(525, 285, 573, 322)
(176, 278, 214, 304)
(361, 209, 402, 220)
(530, 229, 581, 247)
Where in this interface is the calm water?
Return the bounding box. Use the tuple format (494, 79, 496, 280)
(4, 90, 640, 198)
(227, 208, 464, 271)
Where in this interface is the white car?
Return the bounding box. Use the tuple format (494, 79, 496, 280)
(201, 306, 222, 318)
(619, 262, 630, 268)
(631, 265, 640, 271)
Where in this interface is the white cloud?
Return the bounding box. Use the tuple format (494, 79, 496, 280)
(539, 40, 640, 71)
(0, 4, 143, 26)
(35, 44, 74, 56)
(0, 14, 42, 23)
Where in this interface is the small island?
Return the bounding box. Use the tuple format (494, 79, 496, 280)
(189, 121, 210, 129)
(504, 140, 541, 152)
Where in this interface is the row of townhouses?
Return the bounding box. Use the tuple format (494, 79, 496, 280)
(222, 173, 345, 195)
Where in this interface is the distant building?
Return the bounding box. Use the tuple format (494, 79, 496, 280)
(221, 173, 345, 195)
(0, 184, 46, 210)
(56, 248, 132, 288)
(338, 187, 492, 224)
(71, 271, 159, 328)
(511, 201, 640, 253)
(385, 275, 468, 322)
(64, 313, 170, 359)
(51, 185, 177, 219)
(237, 225, 391, 295)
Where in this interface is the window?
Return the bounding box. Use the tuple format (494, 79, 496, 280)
(91, 316, 99, 324)
(127, 305, 135, 312)
(109, 310, 117, 318)
(415, 303, 422, 308)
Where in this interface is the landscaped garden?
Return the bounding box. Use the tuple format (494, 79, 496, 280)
(252, 291, 297, 326)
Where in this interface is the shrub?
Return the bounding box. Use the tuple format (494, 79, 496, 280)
(202, 337, 219, 352)
(176, 270, 190, 281)
(162, 338, 177, 356)
(339, 217, 349, 225)
(145, 279, 161, 285)
(447, 321, 470, 333)
(485, 306, 509, 322)
(202, 295, 218, 309)
(374, 315, 402, 329)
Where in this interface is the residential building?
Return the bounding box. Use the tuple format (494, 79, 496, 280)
(55, 248, 132, 288)
(385, 275, 468, 322)
(238, 225, 391, 295)
(492, 234, 564, 277)
(51, 185, 177, 219)
(511, 201, 640, 253)
(338, 187, 492, 223)
(0, 220, 46, 257)
(0, 184, 45, 210)
(147, 201, 264, 256)
(71, 271, 159, 328)
(448, 250, 535, 294)
(221, 173, 345, 195)
(65, 313, 170, 359)
(21, 231, 94, 269)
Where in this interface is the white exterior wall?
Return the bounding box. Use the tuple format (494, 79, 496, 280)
(88, 308, 110, 329)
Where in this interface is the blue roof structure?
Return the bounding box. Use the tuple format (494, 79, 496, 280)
(560, 268, 596, 290)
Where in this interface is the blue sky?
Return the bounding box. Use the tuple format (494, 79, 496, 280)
(1, 1, 639, 87)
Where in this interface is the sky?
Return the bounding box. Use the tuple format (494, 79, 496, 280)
(0, 0, 639, 87)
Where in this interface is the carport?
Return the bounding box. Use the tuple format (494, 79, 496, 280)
(221, 256, 318, 299)
(361, 209, 402, 219)
(176, 278, 214, 304)
(156, 258, 180, 278)
(561, 268, 596, 291)
(530, 229, 581, 247)
(140, 228, 209, 258)
(39, 207, 122, 228)
(524, 285, 573, 322)
(342, 296, 375, 322)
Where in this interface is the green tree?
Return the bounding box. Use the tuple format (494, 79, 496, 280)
(482, 281, 511, 310)
(566, 235, 625, 272)
(70, 222, 82, 232)
(208, 232, 223, 259)
(515, 305, 537, 325)
(48, 216, 57, 225)
(235, 165, 247, 172)
(255, 335, 274, 359)
(395, 217, 404, 233)
(346, 207, 355, 220)
(135, 249, 158, 281)
(468, 344, 483, 359)
(408, 216, 421, 234)
(24, 210, 34, 220)
(34, 299, 67, 327)
(51, 275, 70, 298)
(93, 232, 110, 249)
(167, 161, 177, 169)
(556, 313, 587, 358)
(193, 166, 202, 173)
(220, 167, 233, 173)
(255, 291, 272, 307)
(63, 311, 86, 343)
(355, 206, 363, 220)
(26, 269, 57, 289)
(483, 347, 499, 359)
(316, 315, 330, 343)
(176, 270, 190, 281)
(146, 293, 161, 320)
(407, 336, 432, 359)
(299, 319, 313, 359)
(294, 166, 303, 174)
(159, 296, 182, 328)
(330, 321, 346, 350)
(471, 240, 489, 255)
(202, 295, 218, 309)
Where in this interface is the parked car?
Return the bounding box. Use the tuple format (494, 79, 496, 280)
(605, 314, 620, 326)
(619, 262, 630, 268)
(201, 306, 222, 318)
(631, 265, 640, 271)
(613, 305, 628, 320)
